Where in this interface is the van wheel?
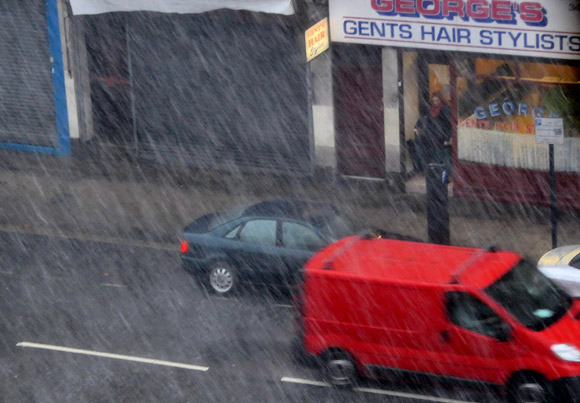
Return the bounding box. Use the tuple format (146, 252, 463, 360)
(508, 374, 552, 403)
(207, 261, 237, 295)
(322, 349, 357, 388)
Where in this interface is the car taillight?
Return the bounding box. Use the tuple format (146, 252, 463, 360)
(180, 240, 188, 253)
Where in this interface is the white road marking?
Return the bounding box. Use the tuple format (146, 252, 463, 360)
(281, 377, 329, 387)
(100, 283, 127, 288)
(274, 304, 293, 309)
(17, 342, 209, 372)
(280, 377, 474, 403)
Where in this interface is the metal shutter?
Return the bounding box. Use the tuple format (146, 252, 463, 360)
(129, 11, 311, 174)
(0, 1, 57, 147)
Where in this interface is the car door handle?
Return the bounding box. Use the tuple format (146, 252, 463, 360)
(440, 329, 452, 343)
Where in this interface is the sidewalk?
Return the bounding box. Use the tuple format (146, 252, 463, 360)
(0, 147, 578, 262)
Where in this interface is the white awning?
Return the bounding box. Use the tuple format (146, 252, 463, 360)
(69, 0, 295, 15)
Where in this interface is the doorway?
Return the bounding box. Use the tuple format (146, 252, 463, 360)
(333, 44, 385, 179)
(403, 51, 451, 192)
(85, 14, 132, 150)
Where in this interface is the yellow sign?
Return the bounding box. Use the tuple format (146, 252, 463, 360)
(305, 18, 329, 62)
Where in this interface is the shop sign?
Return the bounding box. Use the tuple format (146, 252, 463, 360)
(535, 118, 564, 144)
(69, 0, 294, 15)
(306, 18, 330, 62)
(329, 0, 580, 60)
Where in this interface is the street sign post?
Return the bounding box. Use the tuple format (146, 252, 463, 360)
(535, 118, 564, 249)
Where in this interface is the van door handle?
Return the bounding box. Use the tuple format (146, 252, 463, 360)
(440, 329, 451, 343)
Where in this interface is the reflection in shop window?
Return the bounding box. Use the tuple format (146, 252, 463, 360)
(456, 58, 580, 172)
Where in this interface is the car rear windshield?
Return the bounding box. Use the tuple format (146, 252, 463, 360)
(206, 208, 246, 231)
(485, 259, 572, 332)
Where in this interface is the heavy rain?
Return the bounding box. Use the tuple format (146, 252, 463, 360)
(1, 1, 579, 402)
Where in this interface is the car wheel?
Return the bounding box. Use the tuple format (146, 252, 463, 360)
(322, 349, 357, 388)
(207, 261, 237, 295)
(508, 373, 552, 403)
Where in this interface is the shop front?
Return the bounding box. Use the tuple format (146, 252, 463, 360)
(70, 0, 312, 175)
(329, 0, 580, 207)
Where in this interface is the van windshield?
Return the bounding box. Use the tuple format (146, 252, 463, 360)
(485, 259, 572, 332)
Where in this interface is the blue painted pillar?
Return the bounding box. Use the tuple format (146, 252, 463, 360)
(46, 0, 71, 155)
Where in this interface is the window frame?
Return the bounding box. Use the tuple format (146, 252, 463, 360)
(445, 291, 510, 340)
(236, 218, 278, 247)
(224, 224, 242, 239)
(280, 220, 326, 251)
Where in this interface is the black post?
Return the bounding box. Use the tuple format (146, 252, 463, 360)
(549, 144, 558, 249)
(426, 163, 450, 245)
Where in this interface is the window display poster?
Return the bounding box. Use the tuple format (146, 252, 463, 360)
(535, 118, 564, 145)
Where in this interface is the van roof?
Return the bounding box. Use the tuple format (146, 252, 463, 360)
(305, 236, 521, 289)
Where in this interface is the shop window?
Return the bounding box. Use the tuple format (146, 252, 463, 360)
(455, 58, 580, 172)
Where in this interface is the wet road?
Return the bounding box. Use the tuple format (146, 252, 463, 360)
(0, 231, 500, 402)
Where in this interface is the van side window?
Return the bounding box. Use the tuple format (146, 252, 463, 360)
(446, 292, 507, 339)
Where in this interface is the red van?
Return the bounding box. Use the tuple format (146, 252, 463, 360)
(296, 236, 580, 402)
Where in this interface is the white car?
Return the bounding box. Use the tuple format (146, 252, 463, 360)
(538, 245, 580, 298)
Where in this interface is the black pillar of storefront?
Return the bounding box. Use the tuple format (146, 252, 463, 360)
(426, 163, 450, 245)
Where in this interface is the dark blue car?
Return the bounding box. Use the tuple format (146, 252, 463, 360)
(180, 199, 417, 295)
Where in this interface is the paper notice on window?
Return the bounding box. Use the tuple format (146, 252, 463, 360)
(535, 118, 564, 145)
